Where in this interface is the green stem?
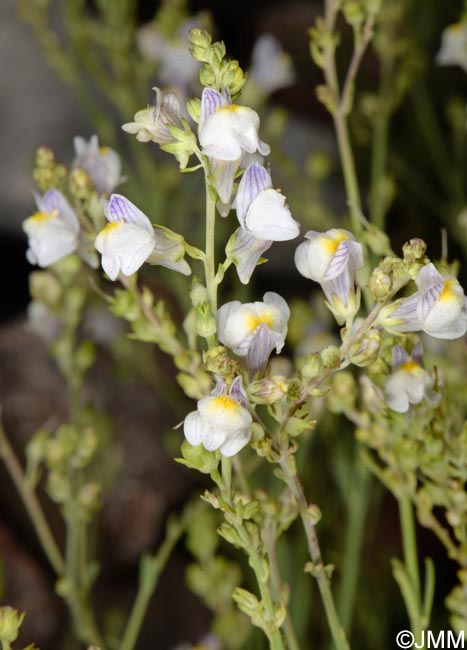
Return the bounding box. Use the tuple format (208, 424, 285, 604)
(280, 462, 350, 650)
(332, 113, 363, 237)
(399, 495, 421, 604)
(203, 170, 218, 326)
(265, 524, 302, 650)
(119, 515, 186, 650)
(65, 514, 105, 649)
(336, 463, 372, 636)
(0, 416, 65, 576)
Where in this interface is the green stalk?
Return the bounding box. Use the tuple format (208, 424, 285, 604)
(280, 462, 350, 650)
(336, 463, 372, 635)
(399, 495, 421, 604)
(0, 416, 65, 577)
(119, 516, 186, 650)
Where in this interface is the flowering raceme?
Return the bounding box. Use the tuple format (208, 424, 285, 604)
(384, 344, 440, 414)
(95, 194, 190, 280)
(379, 263, 467, 339)
(295, 229, 363, 324)
(184, 377, 252, 457)
(23, 189, 80, 267)
(218, 292, 289, 375)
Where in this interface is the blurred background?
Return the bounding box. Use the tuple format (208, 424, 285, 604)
(0, 0, 466, 648)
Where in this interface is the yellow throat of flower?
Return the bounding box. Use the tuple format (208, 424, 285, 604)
(244, 309, 275, 333)
(400, 361, 420, 373)
(322, 232, 348, 255)
(439, 279, 457, 303)
(209, 395, 239, 413)
(101, 220, 124, 234)
(29, 209, 58, 223)
(216, 104, 241, 113)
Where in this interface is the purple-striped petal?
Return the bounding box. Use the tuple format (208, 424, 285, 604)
(199, 88, 228, 131)
(235, 163, 272, 226)
(105, 194, 153, 233)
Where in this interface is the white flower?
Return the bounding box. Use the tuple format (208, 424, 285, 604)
(198, 89, 270, 204)
(218, 292, 289, 375)
(73, 135, 123, 195)
(23, 189, 80, 267)
(384, 344, 440, 413)
(295, 229, 363, 324)
(379, 263, 467, 340)
(95, 194, 191, 280)
(436, 23, 467, 73)
(235, 163, 299, 241)
(250, 34, 295, 95)
(184, 377, 252, 457)
(122, 88, 182, 144)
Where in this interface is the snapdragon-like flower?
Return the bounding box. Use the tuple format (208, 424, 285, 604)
(184, 377, 252, 457)
(294, 229, 363, 324)
(122, 88, 182, 144)
(249, 33, 295, 96)
(73, 136, 123, 195)
(436, 22, 467, 73)
(198, 88, 270, 204)
(235, 163, 299, 241)
(218, 292, 289, 375)
(379, 263, 467, 339)
(384, 344, 440, 414)
(23, 189, 80, 267)
(95, 194, 190, 280)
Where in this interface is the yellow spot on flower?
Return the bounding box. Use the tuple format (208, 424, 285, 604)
(244, 309, 275, 333)
(400, 361, 420, 373)
(440, 279, 457, 303)
(209, 395, 239, 413)
(448, 23, 464, 34)
(29, 209, 58, 223)
(322, 232, 349, 255)
(216, 104, 241, 113)
(101, 220, 123, 234)
(99, 146, 110, 154)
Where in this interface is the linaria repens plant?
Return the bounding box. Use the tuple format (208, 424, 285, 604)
(4, 1, 467, 649)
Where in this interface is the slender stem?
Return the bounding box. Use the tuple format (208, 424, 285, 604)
(65, 513, 105, 648)
(399, 495, 421, 604)
(119, 516, 186, 650)
(0, 416, 65, 576)
(264, 524, 302, 650)
(203, 166, 218, 346)
(221, 456, 232, 502)
(336, 463, 371, 635)
(280, 461, 349, 650)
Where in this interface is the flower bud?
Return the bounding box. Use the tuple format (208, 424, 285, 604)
(300, 353, 324, 381)
(0, 607, 24, 645)
(320, 345, 341, 369)
(368, 266, 392, 300)
(402, 238, 427, 261)
(186, 97, 201, 123)
(248, 376, 287, 404)
(29, 271, 62, 306)
(178, 440, 219, 474)
(347, 328, 380, 367)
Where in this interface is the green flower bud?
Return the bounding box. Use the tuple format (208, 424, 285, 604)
(35, 146, 55, 168)
(248, 376, 287, 404)
(69, 167, 93, 200)
(347, 328, 380, 367)
(368, 266, 392, 300)
(78, 482, 101, 514)
(190, 277, 209, 306)
(321, 345, 341, 369)
(188, 28, 212, 54)
(217, 523, 242, 547)
(0, 607, 24, 644)
(177, 370, 212, 400)
(300, 353, 324, 381)
(177, 440, 219, 474)
(326, 371, 356, 414)
(402, 238, 427, 262)
(186, 97, 201, 123)
(29, 270, 62, 306)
